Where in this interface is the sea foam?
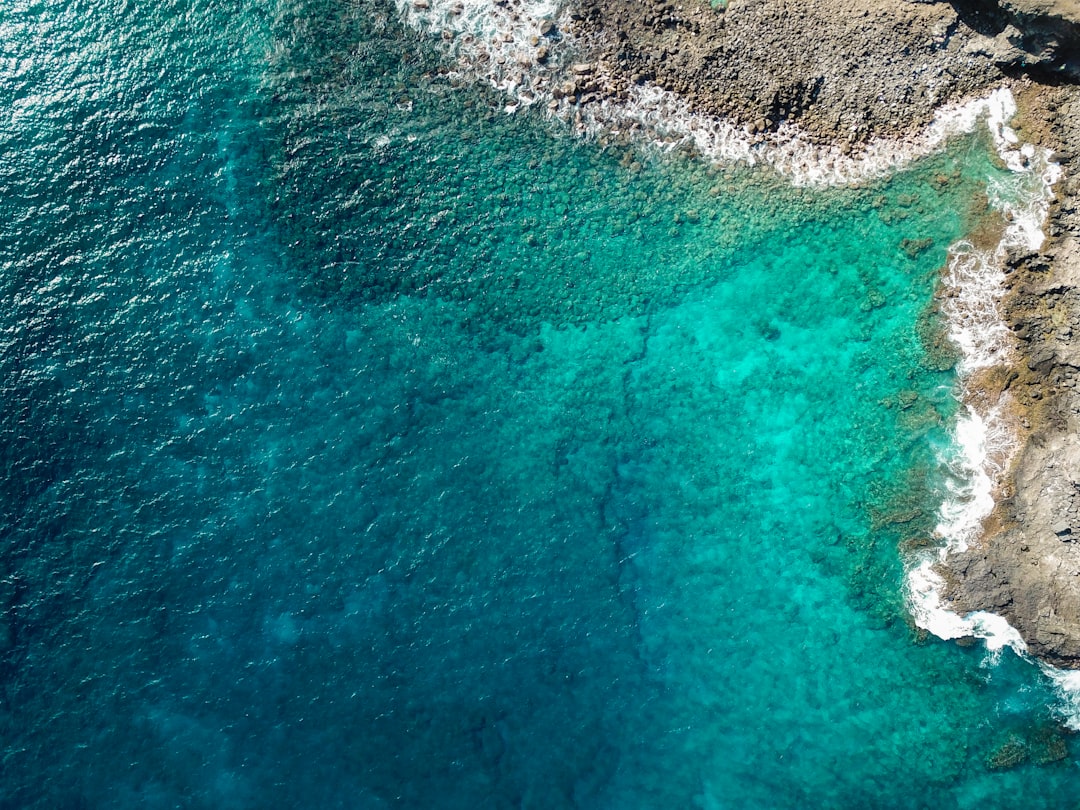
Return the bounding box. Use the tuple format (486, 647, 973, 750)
(577, 85, 1024, 188)
(394, 0, 563, 112)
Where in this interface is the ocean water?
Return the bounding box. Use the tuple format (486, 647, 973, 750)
(4, 0, 1080, 808)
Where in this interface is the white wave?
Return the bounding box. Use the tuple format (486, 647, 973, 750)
(908, 558, 1026, 655)
(940, 242, 1015, 375)
(905, 401, 1028, 657)
(934, 406, 1007, 553)
(578, 85, 1027, 188)
(393, 0, 568, 112)
(904, 96, 1060, 672)
(1044, 667, 1080, 730)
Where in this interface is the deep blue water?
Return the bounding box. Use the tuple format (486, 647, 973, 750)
(4, 0, 1080, 807)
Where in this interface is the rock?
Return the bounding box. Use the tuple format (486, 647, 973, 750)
(412, 0, 430, 8)
(965, 27, 1031, 66)
(900, 236, 934, 259)
(540, 19, 556, 36)
(963, 0, 1080, 78)
(1032, 726, 1070, 764)
(569, 0, 1015, 147)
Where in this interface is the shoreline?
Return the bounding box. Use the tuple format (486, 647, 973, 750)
(907, 88, 1061, 665)
(938, 80, 1080, 672)
(395, 0, 1080, 670)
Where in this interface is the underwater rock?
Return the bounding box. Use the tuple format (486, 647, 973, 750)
(900, 237, 934, 259)
(986, 734, 1029, 770)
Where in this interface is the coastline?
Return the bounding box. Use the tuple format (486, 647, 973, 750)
(938, 80, 1080, 670)
(396, 0, 1080, 668)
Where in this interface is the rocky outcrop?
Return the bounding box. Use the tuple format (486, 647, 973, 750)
(568, 0, 1002, 145)
(956, 0, 1080, 77)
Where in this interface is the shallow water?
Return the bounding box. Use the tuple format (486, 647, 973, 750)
(3, 0, 1080, 807)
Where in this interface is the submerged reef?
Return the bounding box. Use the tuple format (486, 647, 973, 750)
(572, 0, 1080, 669)
(405, 0, 1080, 666)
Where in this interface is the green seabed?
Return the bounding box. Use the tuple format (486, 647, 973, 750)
(5, 0, 1080, 806)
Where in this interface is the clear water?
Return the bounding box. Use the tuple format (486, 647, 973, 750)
(3, 0, 1080, 807)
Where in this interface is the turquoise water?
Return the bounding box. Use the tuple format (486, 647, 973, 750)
(4, 0, 1080, 807)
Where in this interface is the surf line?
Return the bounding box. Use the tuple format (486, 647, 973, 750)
(904, 91, 1052, 652)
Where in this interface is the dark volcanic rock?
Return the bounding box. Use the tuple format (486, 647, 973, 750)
(955, 0, 1080, 77)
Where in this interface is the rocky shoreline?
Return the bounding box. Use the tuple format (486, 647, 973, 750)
(570, 0, 1080, 669)
(402, 0, 1080, 665)
(940, 78, 1080, 668)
